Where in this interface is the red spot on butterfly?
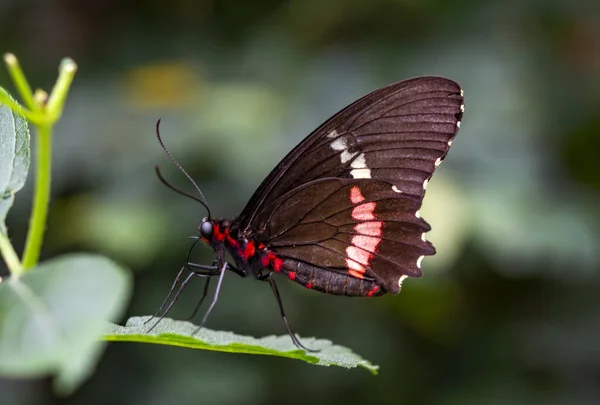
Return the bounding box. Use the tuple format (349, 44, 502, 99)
(287, 272, 296, 280)
(225, 230, 238, 248)
(367, 285, 380, 297)
(213, 225, 226, 242)
(355, 222, 382, 236)
(352, 202, 377, 221)
(306, 283, 313, 289)
(243, 240, 256, 260)
(262, 252, 284, 272)
(272, 256, 284, 272)
(348, 266, 365, 279)
(350, 186, 365, 204)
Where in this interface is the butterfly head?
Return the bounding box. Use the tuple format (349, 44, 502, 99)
(199, 217, 214, 243)
(198, 218, 235, 250)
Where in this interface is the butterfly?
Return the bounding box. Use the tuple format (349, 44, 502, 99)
(149, 76, 464, 351)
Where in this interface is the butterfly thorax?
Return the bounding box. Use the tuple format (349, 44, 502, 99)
(202, 218, 284, 278)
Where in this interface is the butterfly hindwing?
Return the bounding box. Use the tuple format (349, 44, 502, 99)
(254, 178, 433, 294)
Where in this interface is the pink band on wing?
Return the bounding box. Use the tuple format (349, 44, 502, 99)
(350, 186, 365, 204)
(345, 185, 384, 277)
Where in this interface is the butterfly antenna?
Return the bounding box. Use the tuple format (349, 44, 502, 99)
(155, 119, 212, 218)
(155, 166, 210, 211)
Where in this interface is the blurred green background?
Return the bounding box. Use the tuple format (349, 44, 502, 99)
(1, 0, 599, 404)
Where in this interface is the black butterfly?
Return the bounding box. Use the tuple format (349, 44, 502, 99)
(149, 76, 464, 351)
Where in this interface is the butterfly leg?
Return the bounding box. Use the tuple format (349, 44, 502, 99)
(184, 275, 211, 321)
(148, 236, 216, 324)
(192, 261, 229, 335)
(145, 262, 219, 324)
(184, 261, 247, 321)
(260, 273, 319, 353)
(182, 261, 221, 321)
(145, 264, 187, 325)
(145, 262, 221, 330)
(147, 268, 197, 332)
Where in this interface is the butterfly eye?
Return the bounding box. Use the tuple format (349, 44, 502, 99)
(199, 219, 213, 239)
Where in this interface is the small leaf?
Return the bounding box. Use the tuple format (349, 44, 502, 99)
(104, 316, 379, 374)
(0, 89, 30, 234)
(0, 254, 132, 394)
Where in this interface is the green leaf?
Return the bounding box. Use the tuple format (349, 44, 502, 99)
(0, 254, 132, 394)
(104, 316, 379, 374)
(0, 89, 30, 234)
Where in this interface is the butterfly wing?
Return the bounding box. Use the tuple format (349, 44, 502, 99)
(235, 76, 464, 294)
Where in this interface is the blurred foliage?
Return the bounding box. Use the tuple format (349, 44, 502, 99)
(0, 254, 131, 394)
(0, 0, 599, 404)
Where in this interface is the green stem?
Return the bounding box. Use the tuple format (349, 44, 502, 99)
(22, 124, 52, 269)
(46, 58, 77, 121)
(0, 232, 22, 277)
(0, 90, 39, 122)
(3, 53, 36, 110)
(2, 55, 76, 270)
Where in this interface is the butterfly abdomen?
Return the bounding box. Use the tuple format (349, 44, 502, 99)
(280, 259, 385, 297)
(217, 227, 383, 297)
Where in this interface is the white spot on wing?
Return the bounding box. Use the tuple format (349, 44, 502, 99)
(330, 138, 347, 151)
(460, 103, 465, 112)
(457, 121, 461, 128)
(330, 133, 359, 164)
(423, 179, 429, 190)
(331, 136, 358, 163)
(435, 157, 442, 167)
(398, 275, 408, 290)
(327, 129, 339, 139)
(350, 153, 371, 179)
(350, 168, 371, 179)
(421, 233, 427, 242)
(448, 140, 453, 146)
(415, 210, 421, 218)
(341, 150, 358, 164)
(417, 255, 424, 268)
(351, 153, 367, 168)
(392, 185, 403, 193)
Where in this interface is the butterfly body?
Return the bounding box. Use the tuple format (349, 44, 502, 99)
(202, 216, 386, 296)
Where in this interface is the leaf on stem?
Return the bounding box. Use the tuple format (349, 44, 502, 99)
(0, 254, 132, 394)
(0, 91, 30, 234)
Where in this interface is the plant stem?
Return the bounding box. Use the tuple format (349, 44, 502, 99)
(46, 58, 77, 121)
(22, 124, 52, 269)
(3, 53, 35, 110)
(2, 55, 76, 270)
(0, 232, 22, 277)
(0, 88, 37, 122)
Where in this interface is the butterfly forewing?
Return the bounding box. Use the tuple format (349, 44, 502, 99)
(234, 76, 464, 295)
(237, 76, 463, 233)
